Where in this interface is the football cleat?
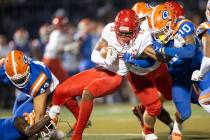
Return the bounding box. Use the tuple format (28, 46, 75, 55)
(66, 120, 92, 137)
(171, 132, 182, 140)
(144, 133, 159, 140)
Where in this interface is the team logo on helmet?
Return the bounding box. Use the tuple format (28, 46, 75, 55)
(162, 10, 169, 20)
(23, 55, 30, 64)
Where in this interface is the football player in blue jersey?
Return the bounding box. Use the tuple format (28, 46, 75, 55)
(191, 0, 210, 114)
(0, 50, 61, 139)
(1, 50, 59, 123)
(147, 3, 201, 140)
(0, 93, 61, 140)
(124, 3, 196, 139)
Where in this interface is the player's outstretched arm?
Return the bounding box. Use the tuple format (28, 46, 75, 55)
(163, 35, 196, 58)
(143, 44, 172, 63)
(33, 92, 47, 123)
(14, 116, 51, 137)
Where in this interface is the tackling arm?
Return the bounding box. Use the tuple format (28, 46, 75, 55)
(33, 92, 47, 123)
(143, 44, 172, 62)
(14, 116, 51, 137)
(162, 35, 196, 58)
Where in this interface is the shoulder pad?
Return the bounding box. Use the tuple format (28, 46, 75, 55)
(174, 19, 195, 38)
(101, 22, 117, 46)
(196, 22, 210, 38)
(102, 23, 114, 39)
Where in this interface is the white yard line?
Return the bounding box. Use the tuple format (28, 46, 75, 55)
(83, 133, 210, 137)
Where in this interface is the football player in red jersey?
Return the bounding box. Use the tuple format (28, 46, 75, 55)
(132, 2, 174, 138)
(50, 8, 173, 140)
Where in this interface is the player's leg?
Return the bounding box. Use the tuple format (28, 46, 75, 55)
(0, 97, 35, 140)
(132, 104, 173, 135)
(127, 72, 161, 140)
(155, 64, 174, 132)
(12, 93, 31, 115)
(53, 68, 108, 119)
(199, 87, 210, 113)
(196, 72, 210, 113)
(72, 72, 122, 140)
(12, 93, 32, 117)
(171, 83, 191, 140)
(132, 104, 145, 128)
(0, 118, 25, 139)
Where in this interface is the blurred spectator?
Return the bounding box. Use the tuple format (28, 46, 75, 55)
(74, 18, 96, 72)
(43, 9, 69, 83)
(0, 35, 11, 58)
(9, 28, 31, 56)
(30, 23, 52, 60)
(62, 24, 80, 76)
(91, 21, 104, 48)
(0, 34, 15, 109)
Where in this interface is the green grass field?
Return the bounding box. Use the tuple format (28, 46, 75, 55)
(1, 102, 210, 140)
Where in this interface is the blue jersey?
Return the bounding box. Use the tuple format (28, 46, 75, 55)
(166, 19, 201, 80)
(0, 94, 33, 140)
(0, 118, 23, 140)
(0, 58, 57, 97)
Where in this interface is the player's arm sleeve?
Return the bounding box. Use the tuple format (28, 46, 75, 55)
(129, 57, 156, 68)
(15, 116, 51, 136)
(162, 43, 196, 58)
(138, 33, 171, 62)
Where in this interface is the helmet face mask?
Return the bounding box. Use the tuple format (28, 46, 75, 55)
(152, 22, 173, 44)
(40, 120, 57, 139)
(116, 28, 137, 45)
(114, 9, 140, 46)
(7, 67, 30, 88)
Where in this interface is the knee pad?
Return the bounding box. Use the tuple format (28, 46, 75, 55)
(146, 100, 162, 117)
